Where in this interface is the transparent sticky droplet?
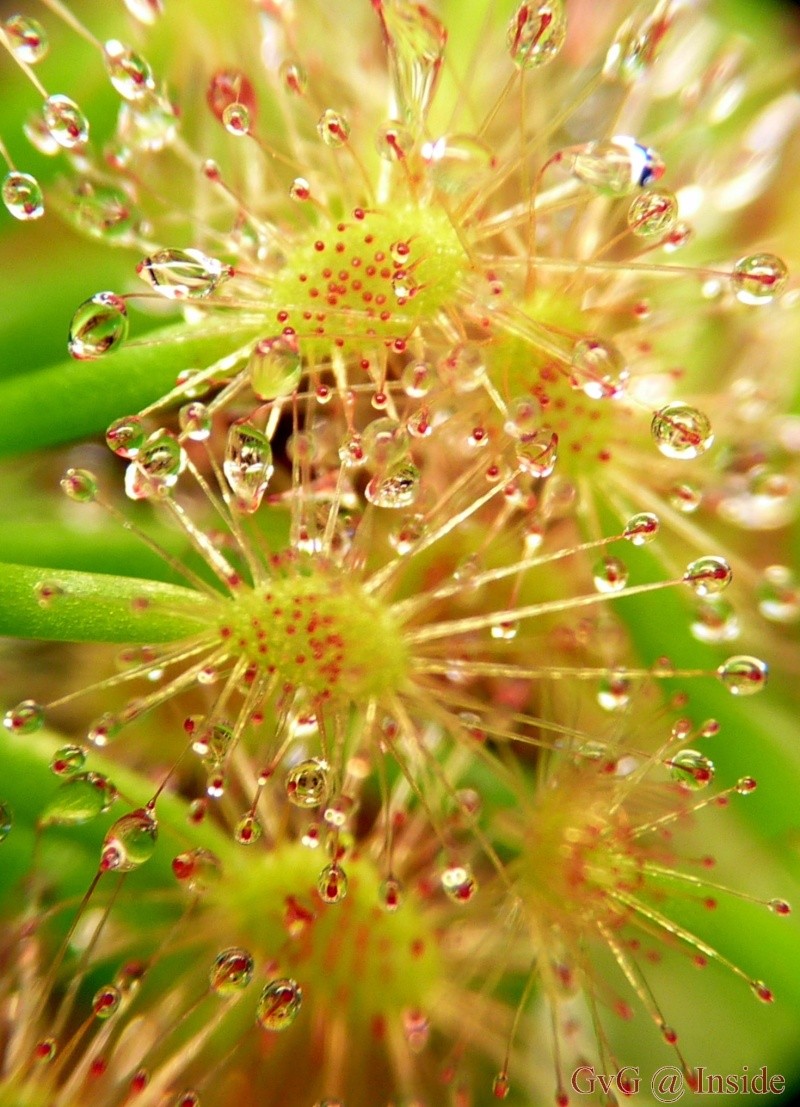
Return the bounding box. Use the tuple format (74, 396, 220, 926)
(234, 815, 262, 845)
(380, 876, 404, 912)
(570, 338, 629, 399)
(651, 403, 713, 459)
(175, 1093, 201, 1107)
(209, 948, 254, 995)
(598, 672, 632, 710)
(172, 847, 221, 892)
(717, 656, 768, 696)
(403, 1008, 430, 1051)
(669, 483, 702, 513)
(137, 248, 231, 300)
(507, 1, 567, 68)
(375, 0, 447, 123)
(627, 189, 678, 239)
(4, 15, 48, 64)
(68, 292, 129, 360)
(207, 68, 258, 126)
(224, 423, 274, 513)
(603, 3, 672, 83)
(289, 177, 310, 201)
(493, 1073, 511, 1100)
(178, 402, 211, 441)
(401, 361, 433, 398)
(222, 103, 251, 135)
(100, 808, 158, 872)
(751, 980, 774, 1004)
(279, 59, 308, 95)
(317, 863, 348, 904)
(106, 415, 146, 458)
(365, 458, 420, 509)
(93, 984, 121, 1019)
(421, 134, 493, 195)
(691, 598, 739, 644)
(68, 181, 138, 243)
(515, 428, 558, 477)
(43, 95, 89, 149)
(758, 565, 800, 623)
(570, 136, 664, 196)
(317, 109, 350, 147)
(592, 556, 629, 594)
(684, 556, 733, 597)
(769, 899, 792, 916)
(0, 803, 13, 843)
(135, 433, 184, 492)
(441, 863, 478, 904)
(117, 94, 179, 152)
(40, 772, 116, 827)
(3, 699, 44, 735)
(731, 254, 788, 305)
(249, 334, 301, 400)
(389, 513, 426, 555)
(376, 119, 415, 161)
(491, 620, 518, 641)
(60, 467, 98, 503)
(50, 745, 87, 776)
(256, 979, 303, 1031)
(286, 759, 329, 808)
(623, 512, 659, 545)
(669, 749, 715, 791)
(123, 0, 164, 24)
(33, 1039, 56, 1063)
(103, 40, 155, 101)
(2, 171, 44, 221)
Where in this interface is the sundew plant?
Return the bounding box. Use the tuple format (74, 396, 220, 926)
(1, 0, 800, 1105)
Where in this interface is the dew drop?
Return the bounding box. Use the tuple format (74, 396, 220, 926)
(104, 40, 155, 101)
(441, 863, 478, 904)
(2, 171, 44, 221)
(627, 189, 678, 239)
(669, 749, 715, 791)
(224, 422, 274, 512)
(317, 109, 350, 147)
(380, 876, 404, 912)
(375, 0, 446, 123)
(515, 428, 558, 477)
(93, 984, 121, 1019)
(0, 803, 13, 843)
(138, 248, 231, 300)
(286, 759, 329, 808)
(623, 512, 659, 545)
(570, 338, 629, 399)
(289, 177, 310, 201)
(401, 361, 432, 397)
(249, 334, 301, 400)
(68, 292, 129, 360)
(256, 978, 303, 1031)
(691, 599, 739, 644)
(43, 94, 89, 149)
(172, 847, 221, 891)
(736, 776, 757, 795)
(100, 808, 158, 872)
(570, 136, 664, 196)
(421, 134, 493, 195)
(597, 672, 631, 711)
(317, 862, 348, 904)
(683, 556, 732, 597)
(376, 119, 414, 161)
(669, 482, 702, 513)
(731, 254, 788, 305)
(178, 401, 211, 441)
(3, 699, 44, 735)
(4, 15, 48, 63)
(50, 745, 87, 776)
(209, 948, 254, 995)
(506, 1, 567, 68)
(651, 403, 714, 459)
(234, 814, 262, 845)
(758, 565, 800, 623)
(592, 556, 629, 593)
(222, 102, 251, 136)
(40, 772, 116, 827)
(60, 467, 98, 503)
(717, 656, 768, 696)
(106, 415, 146, 458)
(365, 458, 421, 509)
(279, 60, 307, 96)
(135, 432, 184, 492)
(207, 70, 258, 126)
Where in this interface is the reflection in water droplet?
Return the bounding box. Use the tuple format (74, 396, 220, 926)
(3, 699, 45, 735)
(684, 556, 732, 596)
(40, 772, 116, 827)
(2, 171, 44, 221)
(651, 403, 713, 459)
(317, 863, 348, 903)
(365, 458, 421, 509)
(375, 0, 447, 123)
(100, 808, 158, 872)
(4, 15, 48, 63)
(516, 428, 558, 477)
(61, 468, 98, 502)
(592, 556, 629, 594)
(256, 979, 303, 1031)
(103, 40, 155, 101)
(507, 1, 567, 68)
(106, 415, 146, 458)
(570, 136, 664, 196)
(441, 863, 478, 904)
(623, 512, 659, 545)
(43, 95, 89, 149)
(209, 948, 254, 995)
(137, 248, 231, 299)
(717, 655, 768, 696)
(50, 745, 87, 776)
(731, 254, 788, 305)
(249, 334, 301, 400)
(69, 292, 129, 360)
(234, 814, 262, 845)
(669, 749, 715, 791)
(317, 109, 350, 147)
(93, 984, 122, 1019)
(179, 402, 211, 441)
(286, 759, 330, 808)
(627, 189, 678, 238)
(224, 423, 274, 512)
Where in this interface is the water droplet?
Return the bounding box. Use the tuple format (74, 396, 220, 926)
(441, 863, 478, 904)
(43, 94, 89, 149)
(421, 134, 493, 195)
(4, 14, 48, 63)
(88, 712, 122, 746)
(493, 1073, 511, 1100)
(106, 415, 146, 458)
(380, 876, 404, 912)
(100, 808, 158, 872)
(507, 1, 567, 68)
(375, 0, 447, 122)
(289, 177, 310, 201)
(403, 1008, 430, 1051)
(570, 338, 629, 399)
(34, 1039, 57, 1063)
(234, 814, 262, 845)
(317, 109, 350, 147)
(597, 672, 632, 710)
(570, 136, 664, 196)
(68, 292, 129, 360)
(69, 181, 138, 242)
(224, 423, 274, 512)
(623, 512, 659, 545)
(603, 5, 672, 83)
(209, 948, 254, 995)
(365, 458, 421, 509)
(139, 248, 231, 301)
(104, 40, 155, 101)
(40, 772, 117, 827)
(669, 482, 702, 513)
(751, 980, 774, 1004)
(222, 102, 251, 135)
(376, 119, 415, 160)
(177, 401, 211, 442)
(2, 171, 44, 221)
(0, 803, 13, 843)
(50, 745, 87, 776)
(592, 556, 629, 593)
(207, 69, 258, 127)
(684, 556, 733, 597)
(717, 656, 768, 696)
(627, 189, 678, 239)
(651, 403, 713, 459)
(60, 467, 98, 503)
(278, 60, 308, 95)
(317, 863, 348, 903)
(117, 94, 178, 151)
(206, 771, 225, 798)
(669, 749, 715, 791)
(515, 428, 558, 477)
(691, 599, 739, 644)
(401, 361, 432, 397)
(286, 759, 329, 808)
(249, 334, 301, 400)
(491, 620, 518, 640)
(256, 979, 303, 1031)
(93, 984, 121, 1019)
(172, 847, 221, 891)
(731, 254, 788, 305)
(175, 1093, 201, 1107)
(3, 699, 44, 735)
(769, 899, 791, 916)
(135, 433, 184, 492)
(389, 513, 426, 555)
(758, 565, 800, 623)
